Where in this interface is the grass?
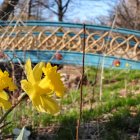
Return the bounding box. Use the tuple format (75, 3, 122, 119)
(2, 66, 140, 139)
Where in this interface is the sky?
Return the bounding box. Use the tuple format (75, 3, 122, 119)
(0, 0, 118, 22)
(64, 0, 118, 22)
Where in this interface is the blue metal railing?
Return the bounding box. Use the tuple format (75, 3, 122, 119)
(0, 20, 140, 36)
(2, 50, 139, 70)
(0, 21, 140, 70)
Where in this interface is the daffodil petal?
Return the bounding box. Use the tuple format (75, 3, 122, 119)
(40, 95, 60, 114)
(0, 98, 12, 110)
(21, 79, 49, 100)
(0, 90, 9, 100)
(21, 80, 35, 97)
(39, 78, 52, 93)
(33, 62, 45, 81)
(44, 76, 65, 97)
(32, 97, 45, 112)
(25, 59, 35, 83)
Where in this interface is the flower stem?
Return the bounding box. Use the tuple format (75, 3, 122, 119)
(0, 92, 27, 124)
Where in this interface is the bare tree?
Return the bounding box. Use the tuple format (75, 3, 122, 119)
(0, 0, 19, 20)
(109, 0, 140, 30)
(107, 0, 140, 60)
(36, 0, 72, 21)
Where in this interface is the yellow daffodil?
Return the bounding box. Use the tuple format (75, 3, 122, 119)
(0, 70, 17, 91)
(0, 91, 12, 110)
(21, 59, 65, 114)
(0, 70, 17, 110)
(41, 63, 65, 97)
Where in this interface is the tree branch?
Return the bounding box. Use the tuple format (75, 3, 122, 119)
(63, 0, 71, 14)
(0, 0, 19, 20)
(36, 1, 58, 15)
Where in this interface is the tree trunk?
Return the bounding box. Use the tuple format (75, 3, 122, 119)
(58, 0, 63, 21)
(28, 0, 32, 19)
(58, 9, 63, 21)
(0, 0, 19, 20)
